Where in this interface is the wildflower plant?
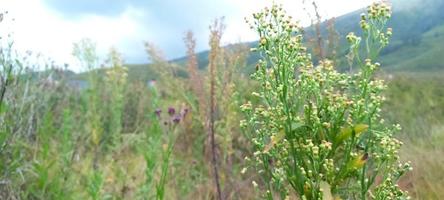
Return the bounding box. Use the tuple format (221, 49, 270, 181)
(103, 48, 128, 148)
(241, 3, 411, 199)
(154, 106, 188, 200)
(139, 80, 189, 200)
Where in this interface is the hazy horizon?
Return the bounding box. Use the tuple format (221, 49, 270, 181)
(3, 0, 377, 71)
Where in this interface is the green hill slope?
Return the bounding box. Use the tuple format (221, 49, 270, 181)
(68, 0, 443, 82)
(170, 0, 444, 74)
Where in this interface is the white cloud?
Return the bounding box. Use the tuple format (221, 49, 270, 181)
(2, 0, 377, 72)
(221, 0, 377, 45)
(3, 0, 146, 71)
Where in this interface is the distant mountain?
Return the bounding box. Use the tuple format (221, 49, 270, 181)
(172, 0, 444, 73)
(334, 0, 444, 71)
(68, 0, 444, 82)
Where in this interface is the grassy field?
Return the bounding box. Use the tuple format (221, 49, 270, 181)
(1, 1, 444, 200)
(384, 71, 444, 199)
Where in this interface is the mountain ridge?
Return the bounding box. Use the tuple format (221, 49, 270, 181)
(61, 0, 444, 82)
(169, 0, 444, 73)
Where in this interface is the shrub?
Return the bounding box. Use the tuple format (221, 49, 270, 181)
(241, 3, 411, 199)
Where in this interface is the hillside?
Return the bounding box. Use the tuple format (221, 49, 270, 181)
(170, 0, 444, 74)
(62, 0, 444, 82)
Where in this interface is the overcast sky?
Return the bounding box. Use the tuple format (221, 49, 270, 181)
(2, 0, 376, 71)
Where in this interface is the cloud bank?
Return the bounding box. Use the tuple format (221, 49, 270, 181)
(3, 0, 376, 71)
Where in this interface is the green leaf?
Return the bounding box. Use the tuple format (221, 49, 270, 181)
(335, 124, 368, 144)
(0, 102, 8, 114)
(289, 122, 309, 139)
(290, 122, 304, 132)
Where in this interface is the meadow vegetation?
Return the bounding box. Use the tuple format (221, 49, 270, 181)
(0, 2, 443, 200)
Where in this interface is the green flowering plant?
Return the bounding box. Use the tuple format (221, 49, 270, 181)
(241, 3, 411, 200)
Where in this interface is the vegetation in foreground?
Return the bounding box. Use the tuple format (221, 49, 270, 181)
(241, 3, 410, 199)
(0, 1, 443, 200)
